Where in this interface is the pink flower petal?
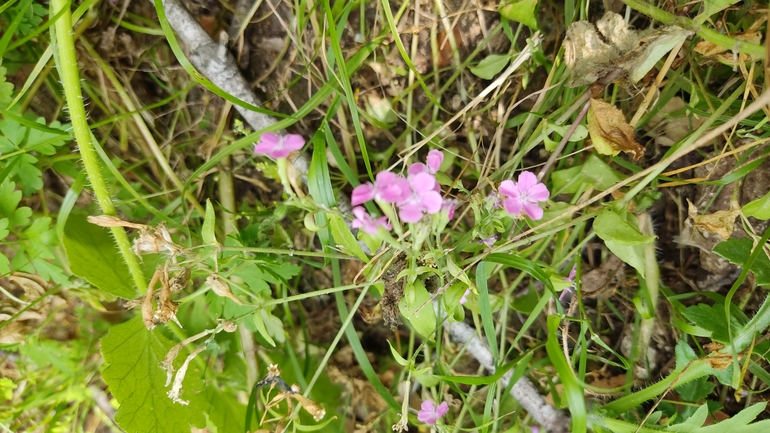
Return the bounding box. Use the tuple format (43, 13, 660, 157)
(379, 178, 411, 203)
(523, 202, 544, 220)
(282, 134, 306, 152)
(420, 191, 443, 214)
(260, 133, 280, 147)
(270, 148, 292, 158)
(498, 180, 518, 198)
(435, 402, 449, 417)
(410, 172, 437, 193)
(399, 203, 424, 223)
(408, 163, 427, 176)
(420, 401, 435, 412)
(351, 184, 375, 206)
(517, 171, 539, 190)
(426, 149, 443, 173)
(503, 197, 523, 216)
(526, 183, 550, 202)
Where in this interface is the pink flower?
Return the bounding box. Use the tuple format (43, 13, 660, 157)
(351, 171, 411, 206)
(351, 207, 392, 234)
(398, 172, 443, 223)
(253, 133, 305, 159)
(498, 171, 549, 220)
(426, 149, 443, 173)
(408, 149, 444, 176)
(417, 400, 449, 425)
(565, 264, 577, 282)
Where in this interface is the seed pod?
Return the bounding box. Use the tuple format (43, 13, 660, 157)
(206, 274, 243, 305)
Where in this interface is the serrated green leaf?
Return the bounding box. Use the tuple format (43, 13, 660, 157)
(713, 238, 770, 286)
(675, 339, 698, 371)
(0, 67, 13, 106)
(202, 199, 216, 245)
(63, 213, 136, 298)
(0, 218, 8, 240)
(0, 180, 31, 227)
(102, 316, 207, 433)
(594, 209, 656, 246)
(683, 303, 746, 343)
(743, 191, 770, 220)
(469, 54, 510, 80)
(675, 375, 715, 403)
(499, 0, 539, 30)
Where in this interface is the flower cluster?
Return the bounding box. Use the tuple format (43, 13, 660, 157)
(498, 171, 549, 220)
(352, 150, 450, 228)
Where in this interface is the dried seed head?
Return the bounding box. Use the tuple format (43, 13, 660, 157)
(206, 274, 243, 305)
(168, 268, 191, 293)
(291, 393, 326, 421)
(141, 288, 156, 330)
(221, 320, 238, 333)
(131, 224, 186, 257)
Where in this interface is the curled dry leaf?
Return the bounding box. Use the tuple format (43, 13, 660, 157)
(687, 199, 740, 240)
(564, 12, 691, 87)
(695, 31, 762, 66)
(167, 344, 205, 405)
(87, 215, 149, 230)
(206, 274, 244, 305)
(587, 98, 645, 160)
(141, 285, 155, 330)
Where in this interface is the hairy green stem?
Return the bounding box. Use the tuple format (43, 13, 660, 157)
(622, 0, 765, 59)
(51, 0, 147, 293)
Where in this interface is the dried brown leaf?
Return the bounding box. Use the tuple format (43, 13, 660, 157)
(587, 98, 645, 160)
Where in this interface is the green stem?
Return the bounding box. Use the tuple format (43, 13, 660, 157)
(51, 0, 147, 293)
(622, 0, 765, 59)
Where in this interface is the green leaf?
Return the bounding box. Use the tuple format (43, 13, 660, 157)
(675, 375, 715, 403)
(666, 402, 770, 432)
(697, 0, 741, 23)
(63, 213, 137, 298)
(399, 281, 436, 338)
(469, 54, 510, 80)
(204, 385, 247, 433)
(329, 213, 368, 262)
(102, 316, 207, 433)
(552, 153, 624, 194)
(683, 303, 746, 343)
(675, 339, 698, 371)
(743, 191, 770, 220)
(202, 199, 216, 245)
(0, 180, 31, 227)
(499, 0, 539, 30)
(387, 340, 409, 366)
(713, 238, 770, 286)
(0, 116, 69, 195)
(0, 67, 13, 107)
(605, 239, 646, 279)
(594, 209, 656, 246)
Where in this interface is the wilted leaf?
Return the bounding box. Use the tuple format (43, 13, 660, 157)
(564, 12, 691, 87)
(499, 0, 539, 31)
(687, 199, 740, 240)
(587, 98, 645, 160)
